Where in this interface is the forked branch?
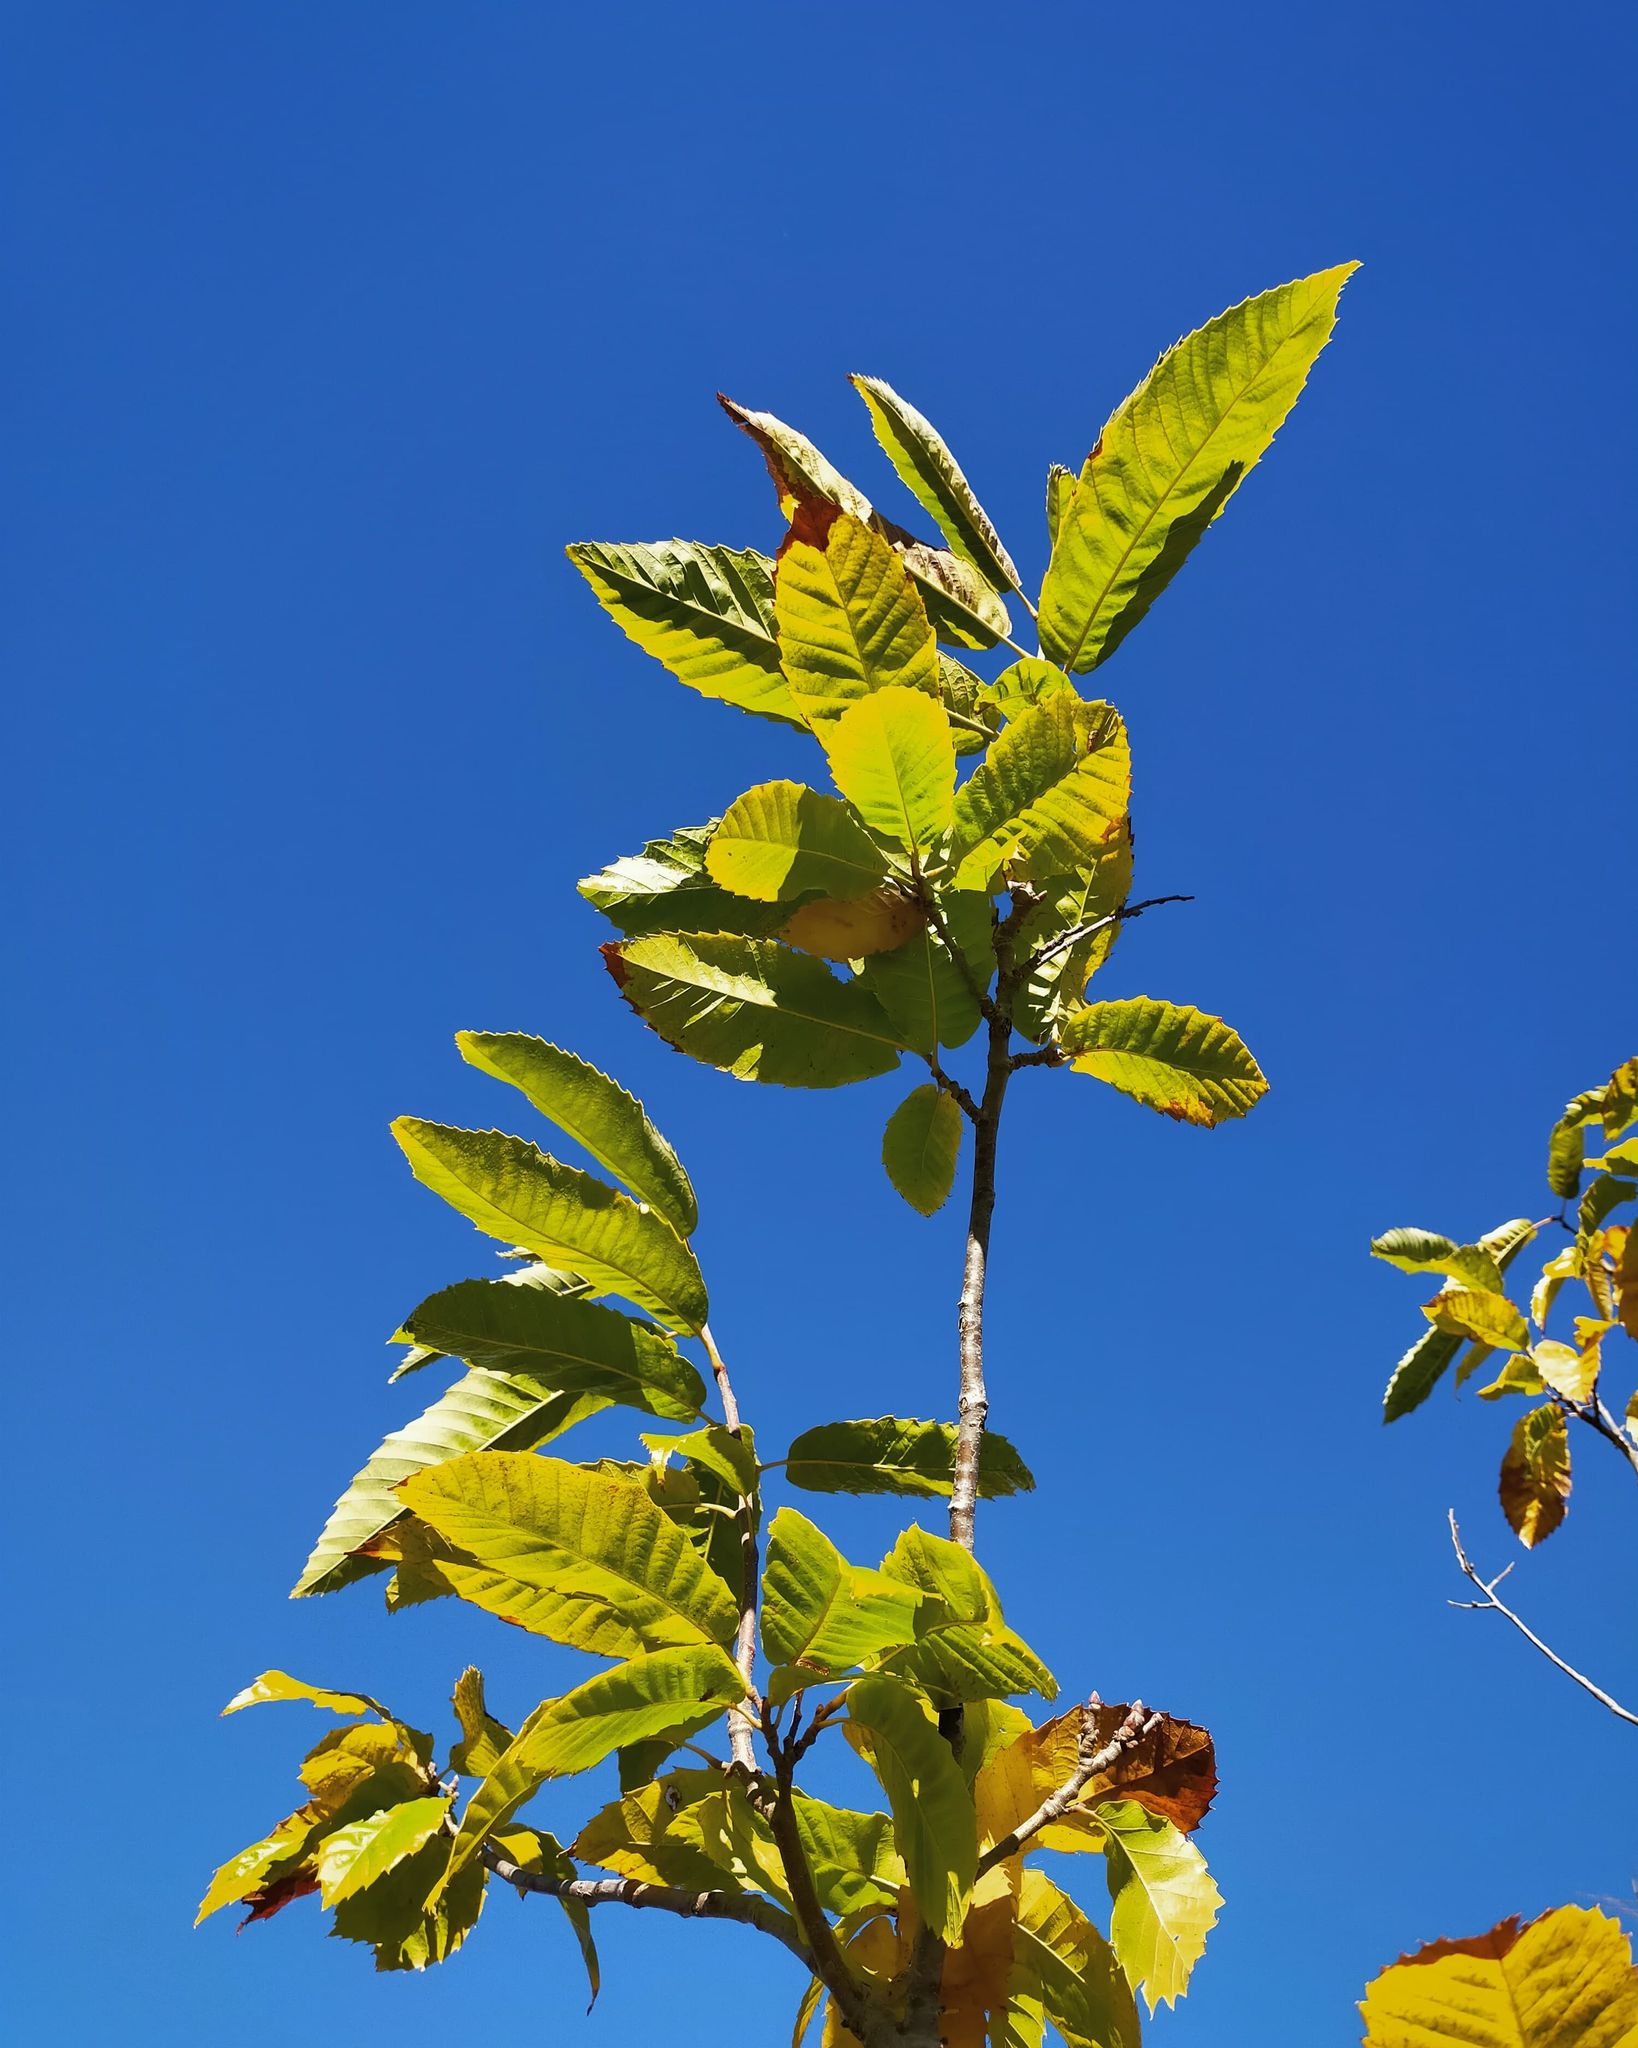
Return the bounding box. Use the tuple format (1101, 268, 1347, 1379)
(1446, 1511, 1637, 1726)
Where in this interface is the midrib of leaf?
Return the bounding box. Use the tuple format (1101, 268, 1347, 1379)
(405, 1305, 697, 1415)
(1055, 299, 1332, 668)
(596, 545, 774, 652)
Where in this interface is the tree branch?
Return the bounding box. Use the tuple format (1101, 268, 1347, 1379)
(976, 1698, 1162, 1873)
(480, 1843, 813, 1964)
(948, 1003, 1010, 1553)
(1446, 1511, 1638, 1726)
(699, 1322, 762, 1771)
(1022, 893, 1194, 978)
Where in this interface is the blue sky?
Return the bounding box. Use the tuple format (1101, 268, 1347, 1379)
(6, 2, 1635, 2040)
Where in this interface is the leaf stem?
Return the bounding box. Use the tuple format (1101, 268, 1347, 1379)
(699, 1322, 762, 1771)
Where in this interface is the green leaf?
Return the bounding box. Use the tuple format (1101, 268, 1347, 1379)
(774, 505, 941, 723)
(196, 1806, 327, 1924)
(329, 1831, 486, 1972)
(949, 696, 1130, 889)
(819, 684, 956, 852)
(578, 821, 794, 940)
(490, 1828, 600, 2008)
(575, 1767, 748, 1892)
(604, 932, 902, 1089)
(438, 1644, 747, 1895)
(399, 1278, 705, 1422)
(849, 374, 1021, 595)
(1546, 1085, 1605, 1198)
(882, 1084, 964, 1216)
(1499, 1404, 1572, 1547)
(1045, 464, 1077, 549)
(1381, 1218, 1537, 1422)
(784, 1417, 1034, 1500)
(399, 1451, 740, 1654)
(760, 1507, 925, 1675)
(706, 781, 887, 902)
(1009, 828, 1134, 1043)
(844, 1672, 975, 1943)
(223, 1672, 385, 1718)
(566, 539, 799, 725)
(454, 1033, 697, 1238)
(391, 1120, 709, 1333)
(1422, 1286, 1529, 1353)
(1059, 997, 1268, 1126)
(878, 1526, 1056, 1704)
(788, 1794, 903, 1916)
(1370, 1228, 1505, 1293)
(1013, 1868, 1141, 2048)
(718, 395, 1011, 649)
(294, 1363, 608, 1598)
(936, 652, 1001, 756)
(450, 1667, 512, 1778)
(1039, 264, 1357, 672)
(977, 658, 1076, 722)
(858, 889, 990, 1054)
(1098, 1800, 1221, 2012)
(315, 1795, 452, 1907)
(640, 1423, 759, 1499)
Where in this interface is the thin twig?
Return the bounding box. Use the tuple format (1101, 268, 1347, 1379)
(699, 1323, 762, 1771)
(1024, 893, 1195, 978)
(479, 1844, 812, 1964)
(977, 1699, 1162, 1872)
(1446, 1511, 1638, 1726)
(921, 1051, 980, 1123)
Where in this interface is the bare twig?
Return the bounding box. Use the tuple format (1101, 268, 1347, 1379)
(976, 1698, 1162, 1873)
(1446, 1511, 1638, 1726)
(479, 1844, 812, 1964)
(921, 1051, 980, 1123)
(699, 1323, 762, 1771)
(1023, 893, 1195, 978)
(948, 1004, 1010, 1553)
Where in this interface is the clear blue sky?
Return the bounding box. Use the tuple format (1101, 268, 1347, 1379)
(6, 3, 1635, 2040)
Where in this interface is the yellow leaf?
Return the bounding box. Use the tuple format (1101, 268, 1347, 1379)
(1360, 1903, 1638, 2047)
(820, 684, 955, 852)
(774, 505, 940, 724)
(1498, 1404, 1571, 1547)
(781, 889, 925, 961)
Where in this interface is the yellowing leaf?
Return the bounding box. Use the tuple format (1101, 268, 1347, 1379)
(780, 888, 925, 961)
(850, 374, 1022, 595)
(1013, 1869, 1141, 2048)
(391, 1120, 709, 1333)
(1423, 1287, 1530, 1354)
(860, 888, 990, 1053)
(882, 1084, 964, 1216)
(1475, 1356, 1546, 1403)
(775, 506, 940, 723)
(845, 1672, 976, 1944)
(222, 1672, 385, 1719)
(1098, 1800, 1220, 2012)
(450, 1668, 511, 1779)
(565, 539, 800, 726)
(708, 781, 888, 903)
(1498, 1404, 1571, 1547)
(1040, 264, 1357, 672)
(399, 1451, 740, 1654)
(315, 1795, 452, 1907)
(1059, 997, 1267, 1126)
(604, 932, 903, 1089)
(760, 1507, 925, 1675)
(578, 819, 794, 941)
(1360, 1903, 1638, 2048)
(454, 1033, 697, 1238)
(949, 696, 1130, 889)
(1529, 1338, 1599, 1405)
(820, 684, 955, 852)
(784, 1417, 1033, 1501)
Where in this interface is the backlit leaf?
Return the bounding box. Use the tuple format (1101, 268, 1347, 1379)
(949, 696, 1130, 890)
(566, 538, 798, 725)
(774, 505, 941, 722)
(294, 1364, 608, 1598)
(1360, 1903, 1638, 2048)
(1499, 1404, 1571, 1547)
(604, 932, 902, 1089)
(1098, 1800, 1220, 2011)
(399, 1278, 706, 1422)
(780, 888, 925, 961)
(845, 1672, 976, 1943)
(784, 1417, 1034, 1500)
(708, 782, 888, 903)
(850, 374, 1021, 594)
(391, 1120, 709, 1333)
(1422, 1287, 1529, 1354)
(1059, 997, 1267, 1126)
(761, 1507, 926, 1676)
(450, 1667, 512, 1778)
(1382, 1219, 1537, 1421)
(1370, 1229, 1505, 1294)
(574, 1766, 744, 1892)
(820, 684, 956, 852)
(1012, 1869, 1141, 2048)
(1530, 1337, 1600, 1405)
(1010, 826, 1134, 1043)
(859, 889, 990, 1053)
(315, 1795, 452, 1907)
(882, 1084, 964, 1216)
(454, 1033, 697, 1238)
(223, 1673, 385, 1719)
(992, 1704, 1218, 1843)
(878, 1526, 1056, 1705)
(438, 1644, 748, 1895)
(578, 821, 793, 940)
(329, 1831, 486, 1972)
(399, 1451, 739, 1654)
(1045, 465, 1076, 549)
(1039, 264, 1356, 672)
